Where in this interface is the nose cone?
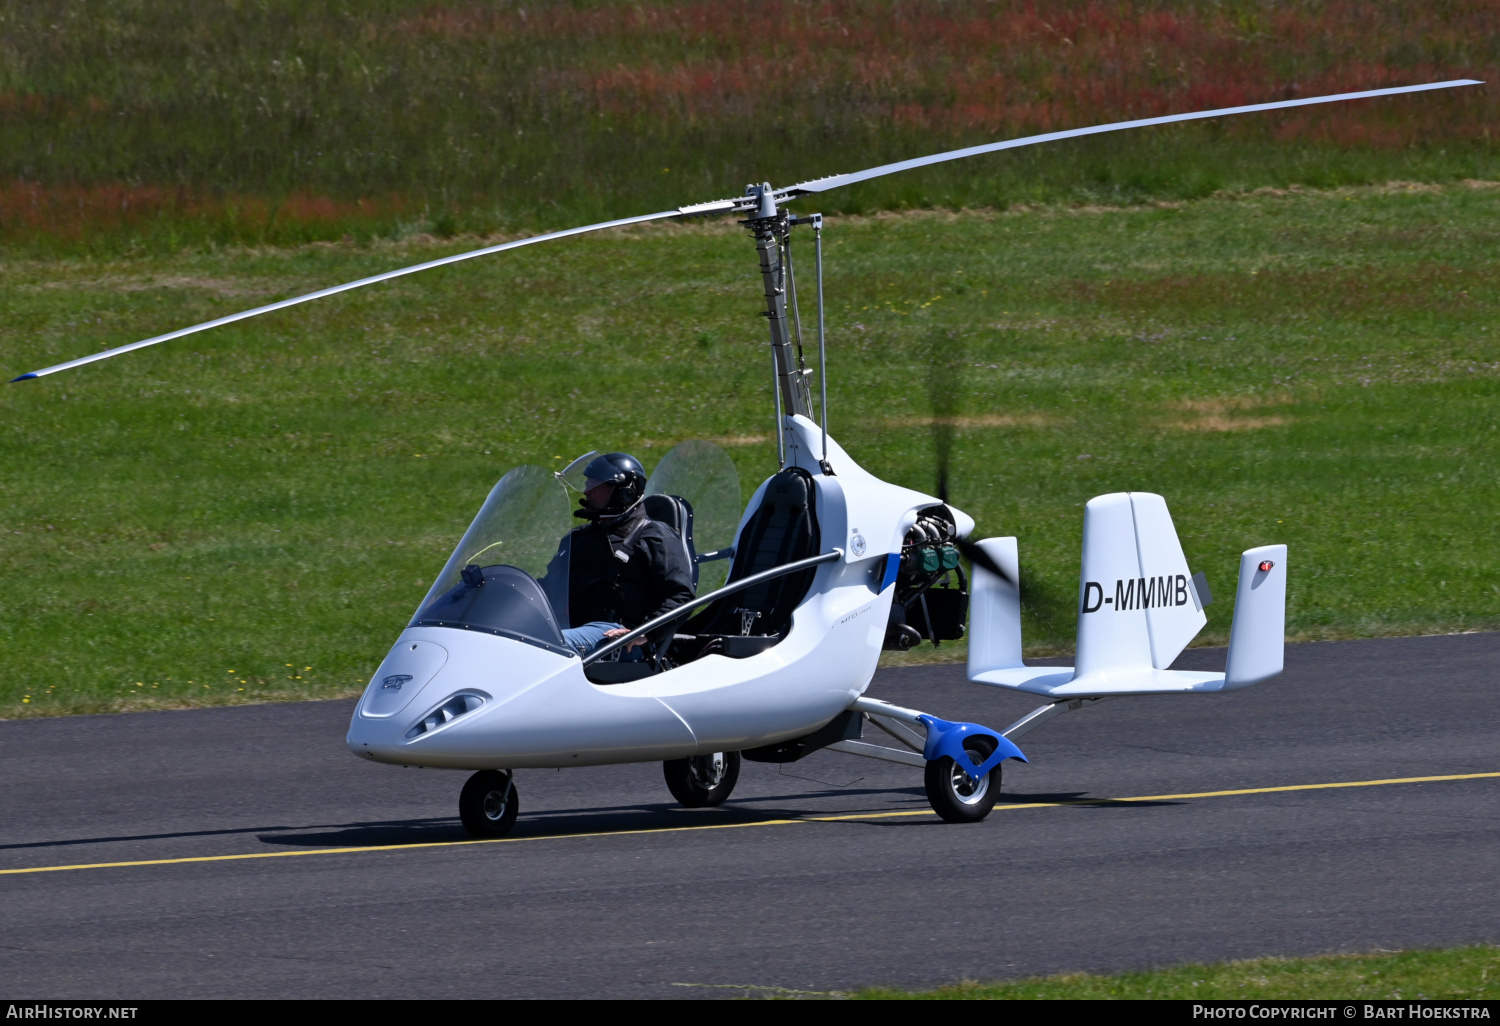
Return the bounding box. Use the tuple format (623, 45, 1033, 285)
(346, 626, 579, 767)
(360, 640, 449, 718)
(348, 634, 453, 762)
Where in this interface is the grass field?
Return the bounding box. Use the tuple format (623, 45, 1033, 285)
(2, 1, 1496, 252)
(853, 945, 1500, 999)
(1, 179, 1496, 716)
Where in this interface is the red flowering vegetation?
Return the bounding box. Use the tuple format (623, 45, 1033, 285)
(0, 92, 110, 118)
(471, 0, 1496, 146)
(4, 1, 1494, 248)
(395, 1, 761, 41)
(0, 181, 410, 244)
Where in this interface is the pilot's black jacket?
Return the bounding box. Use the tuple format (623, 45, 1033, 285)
(564, 504, 695, 629)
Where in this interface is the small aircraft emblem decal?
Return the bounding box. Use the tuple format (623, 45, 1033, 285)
(382, 674, 414, 690)
(850, 531, 867, 557)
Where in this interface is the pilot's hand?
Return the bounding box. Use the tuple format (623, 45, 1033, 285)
(602, 627, 646, 650)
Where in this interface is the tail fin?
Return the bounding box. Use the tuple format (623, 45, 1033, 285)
(967, 494, 1285, 698)
(1075, 492, 1206, 677)
(1224, 544, 1287, 689)
(966, 537, 1022, 679)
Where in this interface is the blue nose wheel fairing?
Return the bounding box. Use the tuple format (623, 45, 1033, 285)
(918, 715, 1027, 783)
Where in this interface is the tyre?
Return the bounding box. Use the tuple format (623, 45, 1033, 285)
(924, 735, 1001, 823)
(663, 751, 741, 808)
(459, 770, 519, 838)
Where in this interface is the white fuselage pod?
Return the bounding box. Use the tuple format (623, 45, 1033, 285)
(346, 416, 949, 770)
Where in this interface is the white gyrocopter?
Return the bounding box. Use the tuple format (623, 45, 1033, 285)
(15, 80, 1478, 836)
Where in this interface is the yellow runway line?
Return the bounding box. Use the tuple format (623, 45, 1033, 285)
(2, 771, 1495, 877)
(0, 817, 806, 876)
(810, 770, 1500, 821)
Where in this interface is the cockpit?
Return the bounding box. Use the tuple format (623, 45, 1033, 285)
(408, 440, 825, 684)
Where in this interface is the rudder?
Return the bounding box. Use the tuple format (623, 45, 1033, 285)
(1130, 493, 1208, 669)
(1076, 492, 1206, 676)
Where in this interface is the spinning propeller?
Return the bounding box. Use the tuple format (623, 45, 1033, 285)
(926, 330, 1016, 587)
(10, 79, 1478, 383)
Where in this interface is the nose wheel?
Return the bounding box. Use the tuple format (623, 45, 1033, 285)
(663, 751, 741, 808)
(459, 770, 519, 837)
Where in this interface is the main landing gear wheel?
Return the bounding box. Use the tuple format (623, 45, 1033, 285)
(663, 751, 741, 808)
(459, 770, 519, 838)
(924, 735, 1001, 823)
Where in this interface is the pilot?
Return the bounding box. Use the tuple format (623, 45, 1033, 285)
(556, 452, 695, 658)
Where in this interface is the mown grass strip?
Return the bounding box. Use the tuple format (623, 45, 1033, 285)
(3, 771, 1492, 878)
(855, 946, 1500, 1000)
(2, 183, 1496, 716)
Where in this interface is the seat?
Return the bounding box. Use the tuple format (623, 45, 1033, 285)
(684, 468, 819, 644)
(642, 493, 698, 586)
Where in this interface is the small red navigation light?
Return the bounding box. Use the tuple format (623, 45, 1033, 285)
(1258, 560, 1275, 572)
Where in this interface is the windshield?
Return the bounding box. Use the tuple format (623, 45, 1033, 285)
(411, 464, 573, 655)
(645, 440, 741, 594)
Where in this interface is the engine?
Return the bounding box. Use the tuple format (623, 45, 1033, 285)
(883, 504, 970, 650)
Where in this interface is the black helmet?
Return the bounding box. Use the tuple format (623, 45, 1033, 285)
(581, 452, 647, 515)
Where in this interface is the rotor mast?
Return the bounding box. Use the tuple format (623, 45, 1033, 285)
(744, 183, 813, 422)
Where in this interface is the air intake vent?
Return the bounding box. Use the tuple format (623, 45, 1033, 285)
(404, 693, 486, 740)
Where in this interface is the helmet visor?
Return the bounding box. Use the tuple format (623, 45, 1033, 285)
(555, 450, 601, 492)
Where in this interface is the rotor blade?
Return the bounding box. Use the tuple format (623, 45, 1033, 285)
(15, 79, 1479, 382)
(11, 208, 683, 381)
(778, 80, 1482, 199)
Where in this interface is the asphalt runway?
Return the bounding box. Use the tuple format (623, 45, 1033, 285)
(1, 633, 1497, 999)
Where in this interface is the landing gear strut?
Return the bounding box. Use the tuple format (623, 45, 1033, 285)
(823, 697, 1029, 823)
